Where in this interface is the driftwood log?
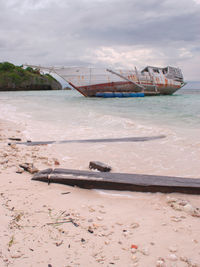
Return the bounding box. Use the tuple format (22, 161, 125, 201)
(32, 168, 200, 195)
(12, 135, 165, 146)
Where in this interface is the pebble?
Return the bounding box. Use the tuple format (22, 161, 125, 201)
(131, 248, 137, 254)
(168, 254, 178, 261)
(171, 216, 182, 222)
(169, 246, 177, 253)
(156, 258, 166, 267)
(131, 255, 138, 263)
(99, 210, 106, 214)
(97, 216, 103, 221)
(130, 223, 140, 229)
(140, 247, 149, 256)
(89, 207, 96, 212)
(183, 203, 198, 216)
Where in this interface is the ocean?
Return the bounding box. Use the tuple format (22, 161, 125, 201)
(0, 88, 200, 177)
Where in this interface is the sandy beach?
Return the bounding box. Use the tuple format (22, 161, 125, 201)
(0, 118, 200, 267)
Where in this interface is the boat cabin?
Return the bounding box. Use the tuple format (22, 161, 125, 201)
(141, 66, 183, 82)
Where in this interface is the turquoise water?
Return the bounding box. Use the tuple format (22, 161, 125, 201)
(0, 89, 200, 140)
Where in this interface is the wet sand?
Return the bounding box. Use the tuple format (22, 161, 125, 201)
(0, 119, 200, 267)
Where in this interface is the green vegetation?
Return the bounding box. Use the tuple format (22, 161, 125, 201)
(0, 62, 62, 91)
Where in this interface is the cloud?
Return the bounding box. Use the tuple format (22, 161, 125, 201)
(0, 0, 200, 80)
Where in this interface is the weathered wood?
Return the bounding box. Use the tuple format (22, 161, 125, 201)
(89, 161, 111, 172)
(32, 168, 200, 195)
(13, 135, 165, 146)
(19, 163, 39, 174)
(8, 137, 22, 141)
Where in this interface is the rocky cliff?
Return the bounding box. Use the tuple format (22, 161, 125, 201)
(0, 62, 62, 91)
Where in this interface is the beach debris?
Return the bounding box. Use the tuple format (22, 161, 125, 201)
(8, 235, 15, 248)
(131, 244, 138, 249)
(8, 137, 22, 141)
(88, 226, 94, 233)
(16, 167, 24, 174)
(69, 218, 79, 227)
(61, 192, 71, 195)
(19, 163, 39, 174)
(179, 256, 200, 266)
(89, 161, 112, 172)
(55, 240, 63, 246)
(11, 253, 23, 259)
(54, 159, 60, 165)
(32, 168, 200, 194)
(166, 197, 200, 217)
(168, 254, 178, 261)
(156, 258, 166, 267)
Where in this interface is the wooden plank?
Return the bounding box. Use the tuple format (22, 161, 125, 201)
(32, 168, 200, 195)
(13, 135, 165, 146)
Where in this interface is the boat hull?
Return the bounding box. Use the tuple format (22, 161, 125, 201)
(73, 81, 181, 97)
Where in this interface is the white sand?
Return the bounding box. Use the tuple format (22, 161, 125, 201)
(0, 119, 200, 267)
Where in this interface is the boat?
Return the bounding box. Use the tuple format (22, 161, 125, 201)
(25, 65, 186, 97)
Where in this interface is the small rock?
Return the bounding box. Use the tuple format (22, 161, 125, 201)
(55, 240, 63, 246)
(140, 247, 149, 256)
(169, 246, 177, 253)
(168, 254, 178, 261)
(88, 226, 94, 233)
(54, 159, 60, 166)
(171, 216, 182, 222)
(99, 210, 106, 214)
(156, 258, 166, 267)
(130, 223, 140, 229)
(97, 216, 103, 221)
(131, 248, 138, 254)
(131, 255, 138, 263)
(89, 207, 96, 212)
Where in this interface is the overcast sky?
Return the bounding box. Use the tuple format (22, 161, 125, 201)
(0, 0, 200, 81)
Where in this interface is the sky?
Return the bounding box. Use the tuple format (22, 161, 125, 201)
(0, 0, 200, 81)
